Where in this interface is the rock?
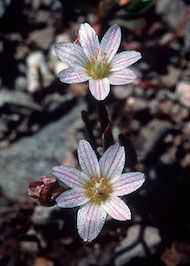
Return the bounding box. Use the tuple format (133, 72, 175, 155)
(0, 89, 40, 110)
(31, 205, 57, 224)
(161, 241, 190, 266)
(26, 51, 54, 93)
(0, 103, 85, 199)
(183, 122, 190, 138)
(114, 225, 161, 266)
(0, 140, 9, 148)
(113, 85, 133, 99)
(78, 243, 110, 266)
(137, 119, 172, 160)
(181, 154, 190, 168)
(182, 122, 190, 151)
(34, 257, 54, 266)
(0, 119, 8, 136)
(168, 103, 188, 123)
(41, 0, 53, 6)
(0, 0, 11, 18)
(177, 81, 190, 108)
(20, 240, 39, 254)
(31, 0, 56, 10)
(15, 76, 27, 91)
(67, 83, 88, 98)
(15, 44, 29, 60)
(126, 97, 148, 113)
(156, 0, 185, 27)
(156, 0, 190, 52)
(35, 10, 52, 24)
(161, 65, 181, 87)
(150, 91, 189, 123)
(31, 0, 41, 10)
(28, 26, 55, 51)
(43, 94, 74, 112)
(181, 61, 190, 81)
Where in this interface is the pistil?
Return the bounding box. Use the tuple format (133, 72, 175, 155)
(84, 176, 113, 204)
(85, 49, 111, 80)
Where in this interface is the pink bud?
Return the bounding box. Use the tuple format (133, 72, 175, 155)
(28, 176, 65, 206)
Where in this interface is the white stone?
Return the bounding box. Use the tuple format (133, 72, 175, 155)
(114, 225, 161, 265)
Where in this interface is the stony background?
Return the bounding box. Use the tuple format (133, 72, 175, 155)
(1, 0, 190, 265)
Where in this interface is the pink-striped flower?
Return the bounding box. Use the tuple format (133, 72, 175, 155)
(54, 23, 142, 101)
(53, 140, 145, 241)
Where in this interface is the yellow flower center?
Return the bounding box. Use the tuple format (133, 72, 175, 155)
(84, 49, 111, 80)
(85, 61, 111, 80)
(84, 176, 113, 204)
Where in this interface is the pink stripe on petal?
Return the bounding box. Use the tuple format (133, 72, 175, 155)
(53, 165, 88, 188)
(79, 23, 100, 60)
(100, 25, 121, 62)
(111, 51, 142, 71)
(77, 204, 106, 241)
(54, 43, 87, 67)
(58, 67, 89, 84)
(89, 78, 110, 101)
(77, 140, 100, 177)
(56, 189, 89, 208)
(112, 172, 145, 196)
(109, 68, 137, 85)
(99, 143, 125, 179)
(103, 196, 131, 221)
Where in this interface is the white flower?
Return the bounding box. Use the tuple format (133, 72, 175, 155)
(54, 23, 142, 101)
(53, 140, 145, 242)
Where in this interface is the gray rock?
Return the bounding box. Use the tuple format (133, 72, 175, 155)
(31, 205, 58, 224)
(182, 122, 190, 151)
(28, 26, 55, 50)
(0, 90, 40, 110)
(0, 0, 11, 18)
(156, 0, 184, 26)
(114, 225, 161, 266)
(161, 65, 181, 88)
(0, 103, 85, 199)
(78, 242, 111, 266)
(35, 10, 52, 24)
(177, 81, 190, 108)
(126, 97, 148, 113)
(113, 85, 133, 99)
(156, 0, 190, 52)
(15, 76, 27, 91)
(26, 51, 54, 92)
(136, 119, 172, 160)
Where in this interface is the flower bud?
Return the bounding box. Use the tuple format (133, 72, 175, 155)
(28, 176, 65, 206)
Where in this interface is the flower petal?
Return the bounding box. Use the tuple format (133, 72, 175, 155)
(103, 196, 131, 221)
(89, 78, 110, 101)
(77, 140, 100, 177)
(77, 203, 106, 241)
(54, 43, 87, 67)
(111, 51, 142, 71)
(109, 68, 137, 85)
(111, 172, 145, 196)
(100, 24, 121, 62)
(99, 143, 125, 179)
(79, 23, 100, 60)
(58, 67, 89, 84)
(53, 165, 88, 188)
(56, 189, 89, 208)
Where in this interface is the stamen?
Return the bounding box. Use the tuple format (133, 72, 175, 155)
(85, 60, 111, 80)
(85, 48, 110, 80)
(84, 176, 113, 204)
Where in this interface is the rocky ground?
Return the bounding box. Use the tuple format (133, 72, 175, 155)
(0, 0, 190, 265)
